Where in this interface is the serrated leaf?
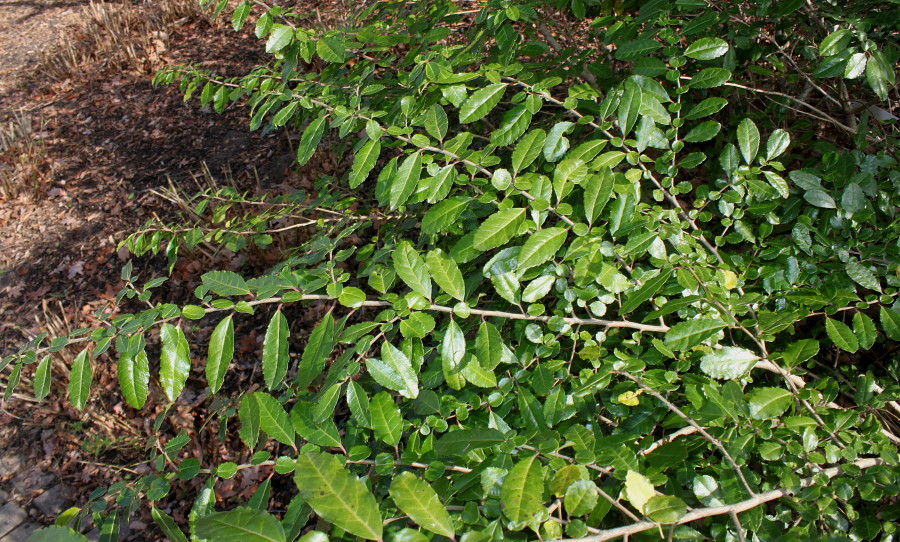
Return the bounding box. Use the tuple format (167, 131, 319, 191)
(512, 129, 546, 173)
(424, 103, 448, 141)
(459, 83, 506, 124)
(434, 428, 505, 456)
(500, 455, 544, 525)
(685, 38, 729, 60)
(253, 392, 295, 446)
(737, 118, 760, 164)
(422, 197, 468, 235)
(689, 68, 731, 88)
(160, 323, 190, 402)
(782, 339, 819, 368)
(265, 25, 293, 53)
(262, 310, 289, 390)
(615, 39, 663, 60)
(202, 270, 250, 297)
(804, 189, 836, 208)
(27, 526, 90, 542)
(643, 495, 687, 523)
(700, 347, 759, 380)
(369, 342, 419, 399)
(473, 207, 526, 251)
(291, 401, 342, 448)
(441, 320, 466, 390)
(846, 261, 881, 292)
(746, 387, 793, 420)
(475, 321, 505, 371)
(617, 81, 641, 137)
(370, 391, 403, 446)
(683, 120, 721, 143)
(297, 312, 335, 389)
(206, 315, 234, 394)
(825, 318, 859, 353)
(664, 319, 726, 351)
(522, 275, 556, 304)
(461, 355, 497, 388)
(151, 506, 188, 542)
(624, 470, 655, 512)
(766, 129, 791, 160)
(296, 115, 328, 167)
(33, 354, 52, 401)
(550, 465, 588, 497)
(620, 268, 672, 314)
(819, 29, 851, 56)
(389, 472, 455, 538)
(389, 152, 423, 210)
(544, 121, 574, 162)
(517, 227, 567, 271)
(238, 394, 260, 449)
(425, 249, 466, 301)
(881, 307, 900, 341)
(684, 97, 728, 120)
(295, 452, 382, 541)
(866, 51, 892, 100)
(393, 241, 432, 298)
(195, 508, 286, 542)
(490, 104, 532, 146)
(583, 169, 614, 225)
(844, 52, 867, 79)
(853, 312, 876, 350)
(349, 139, 381, 189)
(564, 480, 598, 517)
(118, 349, 148, 409)
(763, 171, 790, 199)
(68, 348, 92, 410)
(346, 380, 371, 428)
(316, 35, 345, 63)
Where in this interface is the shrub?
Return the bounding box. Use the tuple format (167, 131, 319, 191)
(6, 0, 900, 540)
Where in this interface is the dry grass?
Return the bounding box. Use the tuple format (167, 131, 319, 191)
(0, 110, 50, 202)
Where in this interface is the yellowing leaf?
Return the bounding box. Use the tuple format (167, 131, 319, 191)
(624, 470, 655, 512)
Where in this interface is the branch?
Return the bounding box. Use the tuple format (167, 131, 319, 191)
(564, 457, 884, 542)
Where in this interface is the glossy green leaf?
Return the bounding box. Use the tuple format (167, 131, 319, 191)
(844, 52, 867, 79)
(804, 189, 836, 208)
(564, 480, 598, 517)
(202, 270, 250, 297)
(297, 312, 335, 389)
(316, 35, 346, 63)
(461, 355, 497, 388)
(253, 392, 295, 446)
(33, 354, 51, 401)
(700, 347, 759, 380)
(517, 227, 567, 271)
(238, 394, 260, 449)
(500, 455, 544, 525)
(643, 495, 687, 523)
(683, 120, 721, 143)
(28, 526, 90, 542)
(370, 391, 403, 446)
(441, 320, 466, 390)
(689, 68, 731, 88)
(459, 83, 506, 124)
(490, 104, 532, 146)
(819, 29, 851, 56)
(295, 452, 382, 541)
(346, 380, 371, 428)
(853, 312, 876, 350)
(151, 506, 188, 542)
(422, 197, 468, 235)
(866, 51, 892, 100)
(825, 318, 858, 353)
(620, 268, 671, 314)
(476, 321, 504, 370)
(766, 129, 791, 160)
(544, 121, 573, 162)
(393, 241, 432, 298)
(617, 80, 641, 137)
(583, 169, 614, 225)
(265, 25, 293, 53)
(684, 97, 728, 120)
(880, 307, 900, 341)
(262, 310, 289, 390)
(368, 342, 418, 399)
(195, 507, 286, 542)
(67, 348, 92, 410)
(296, 115, 328, 167)
(291, 401, 342, 448)
(685, 37, 729, 60)
(206, 314, 234, 394)
(389, 471, 455, 538)
(737, 118, 760, 164)
(424, 103, 448, 141)
(473, 207, 526, 251)
(664, 319, 726, 351)
(160, 323, 190, 402)
(389, 152, 423, 210)
(846, 261, 881, 292)
(512, 129, 546, 173)
(746, 387, 793, 419)
(615, 39, 663, 60)
(782, 339, 819, 368)
(425, 249, 466, 301)
(434, 428, 505, 456)
(118, 349, 149, 409)
(349, 139, 381, 189)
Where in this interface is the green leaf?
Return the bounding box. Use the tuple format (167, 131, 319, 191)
(441, 320, 466, 390)
(389, 472, 455, 538)
(763, 171, 790, 199)
(316, 35, 346, 63)
(393, 241, 432, 298)
(262, 310, 290, 390)
(202, 270, 250, 297)
(297, 312, 335, 389)
(461, 355, 497, 388)
(459, 83, 506, 124)
(522, 275, 556, 304)
(624, 470, 655, 511)
(564, 480, 598, 517)
(195, 508, 286, 542)
(206, 315, 234, 394)
(685, 38, 729, 60)
(544, 122, 574, 162)
(804, 189, 836, 208)
(389, 152, 423, 210)
(426, 249, 466, 301)
(291, 401, 343, 447)
(866, 51, 892, 100)
(68, 349, 92, 410)
(346, 380, 371, 428)
(271, 101, 299, 127)
(880, 307, 900, 341)
(500, 455, 544, 525)
(825, 318, 859, 353)
(338, 287, 367, 308)
(476, 321, 504, 370)
(766, 129, 791, 160)
(424, 104, 448, 141)
(664, 319, 726, 351)
(27, 526, 90, 542)
(296, 115, 328, 167)
(617, 80, 641, 137)
(422, 197, 468, 235)
(620, 268, 672, 314)
(490, 104, 532, 146)
(737, 118, 760, 164)
(517, 227, 567, 271)
(583, 169, 614, 225)
(294, 452, 382, 541)
(689, 68, 731, 88)
(265, 25, 293, 53)
(118, 349, 149, 409)
(370, 342, 419, 399)
(252, 392, 295, 446)
(473, 207, 526, 251)
(844, 52, 867, 79)
(853, 312, 876, 350)
(746, 387, 794, 420)
(643, 496, 687, 523)
(615, 39, 663, 60)
(370, 391, 403, 446)
(819, 29, 851, 56)
(512, 129, 546, 173)
(700, 347, 759, 380)
(434, 428, 505, 456)
(782, 339, 819, 368)
(846, 261, 881, 292)
(33, 354, 51, 401)
(399, 311, 436, 339)
(683, 120, 721, 143)
(151, 506, 188, 542)
(684, 97, 728, 120)
(349, 139, 381, 189)
(238, 394, 260, 449)
(160, 323, 190, 402)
